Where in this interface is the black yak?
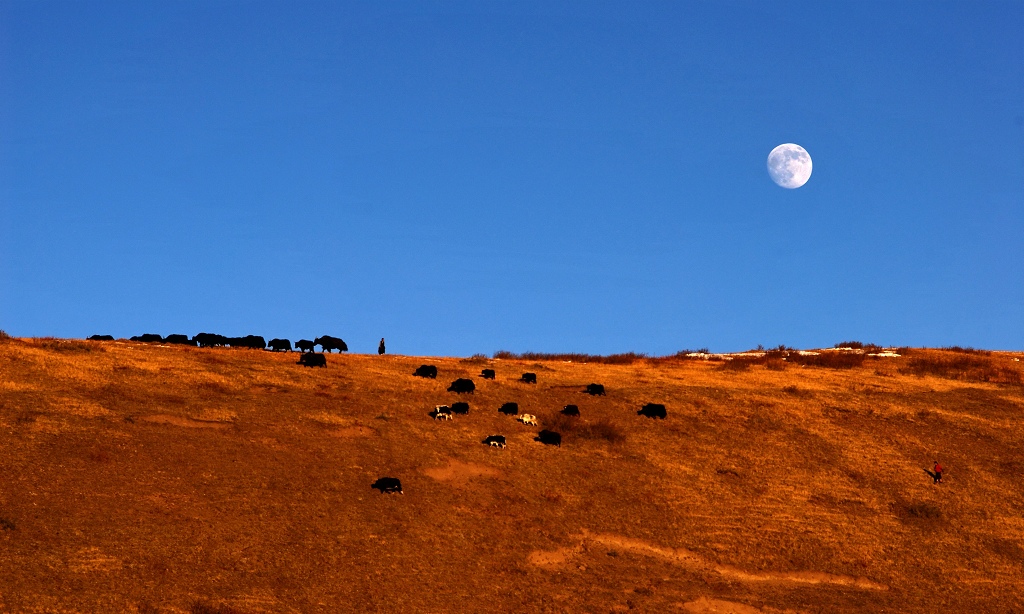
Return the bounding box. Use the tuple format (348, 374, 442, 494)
(130, 334, 163, 343)
(87, 335, 114, 341)
(268, 338, 292, 352)
(371, 477, 403, 494)
(537, 430, 562, 447)
(561, 404, 580, 416)
(585, 383, 606, 396)
(483, 435, 506, 449)
(194, 333, 228, 348)
(638, 403, 667, 419)
(314, 335, 348, 353)
(413, 365, 438, 378)
(451, 402, 470, 415)
(298, 353, 327, 368)
(164, 334, 195, 346)
(295, 339, 315, 353)
(521, 372, 537, 384)
(447, 378, 475, 393)
(480, 369, 495, 379)
(498, 402, 519, 416)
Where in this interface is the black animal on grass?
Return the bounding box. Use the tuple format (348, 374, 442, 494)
(451, 402, 470, 415)
(130, 334, 163, 343)
(537, 430, 562, 447)
(87, 335, 114, 341)
(229, 335, 266, 350)
(499, 402, 519, 416)
(561, 404, 580, 416)
(447, 378, 475, 393)
(315, 335, 348, 353)
(638, 403, 667, 419)
(372, 477, 403, 494)
(413, 365, 438, 378)
(298, 353, 327, 368)
(521, 372, 537, 384)
(585, 383, 605, 395)
(194, 332, 228, 347)
(295, 339, 315, 353)
(480, 368, 495, 379)
(164, 334, 195, 346)
(483, 435, 506, 448)
(268, 338, 292, 352)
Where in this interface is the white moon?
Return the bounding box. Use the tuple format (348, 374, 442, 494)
(767, 143, 812, 189)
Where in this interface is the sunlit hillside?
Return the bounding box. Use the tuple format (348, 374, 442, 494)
(1, 335, 1022, 613)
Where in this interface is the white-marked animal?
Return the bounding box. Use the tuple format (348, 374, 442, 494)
(433, 405, 453, 420)
(518, 414, 537, 426)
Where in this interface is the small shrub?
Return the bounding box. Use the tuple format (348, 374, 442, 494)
(719, 358, 755, 371)
(575, 420, 625, 444)
(789, 352, 866, 369)
(835, 341, 865, 349)
(905, 502, 941, 519)
(0, 330, 10, 341)
(901, 354, 1021, 385)
(940, 346, 989, 355)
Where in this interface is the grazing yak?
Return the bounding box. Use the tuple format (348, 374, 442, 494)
(521, 372, 537, 384)
(413, 365, 438, 379)
(537, 430, 562, 447)
(226, 335, 265, 349)
(130, 334, 163, 343)
(483, 435, 506, 449)
(447, 378, 475, 394)
(498, 402, 519, 416)
(87, 335, 114, 341)
(295, 339, 315, 353)
(194, 333, 228, 348)
(480, 369, 495, 379)
(432, 405, 453, 420)
(561, 404, 580, 416)
(298, 353, 327, 368)
(638, 403, 667, 419)
(451, 402, 470, 415)
(315, 335, 348, 353)
(518, 414, 538, 426)
(267, 338, 292, 352)
(585, 383, 606, 396)
(164, 334, 195, 346)
(371, 477, 403, 494)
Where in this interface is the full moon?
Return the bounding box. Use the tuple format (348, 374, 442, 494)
(767, 143, 812, 189)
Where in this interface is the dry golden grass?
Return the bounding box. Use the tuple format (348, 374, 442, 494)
(1, 338, 1023, 612)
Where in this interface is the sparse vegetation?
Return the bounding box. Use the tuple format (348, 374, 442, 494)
(0, 340, 1021, 612)
(493, 350, 647, 364)
(901, 352, 1021, 385)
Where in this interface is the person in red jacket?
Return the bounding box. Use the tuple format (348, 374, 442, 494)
(932, 460, 943, 484)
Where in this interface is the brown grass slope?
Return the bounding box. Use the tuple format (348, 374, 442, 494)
(1, 337, 1023, 613)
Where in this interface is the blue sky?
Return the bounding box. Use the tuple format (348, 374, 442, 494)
(1, 1, 1022, 355)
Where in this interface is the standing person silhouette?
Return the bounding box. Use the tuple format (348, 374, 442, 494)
(378, 338, 386, 355)
(932, 460, 943, 484)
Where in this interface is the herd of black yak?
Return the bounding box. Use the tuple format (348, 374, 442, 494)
(87, 333, 346, 353)
(90, 331, 667, 496)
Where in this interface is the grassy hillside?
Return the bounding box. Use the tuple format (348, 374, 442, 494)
(1, 336, 1022, 613)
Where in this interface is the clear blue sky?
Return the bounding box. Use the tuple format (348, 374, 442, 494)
(1, 1, 1022, 355)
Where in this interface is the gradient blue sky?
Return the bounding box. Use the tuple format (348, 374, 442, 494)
(1, 1, 1022, 355)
